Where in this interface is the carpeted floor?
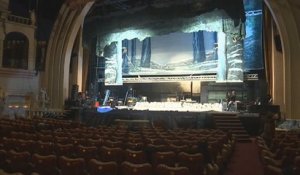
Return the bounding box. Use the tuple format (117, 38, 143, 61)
(224, 139, 264, 175)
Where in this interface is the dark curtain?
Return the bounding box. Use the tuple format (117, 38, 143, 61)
(263, 4, 273, 95)
(122, 39, 129, 50)
(131, 38, 137, 66)
(213, 32, 218, 60)
(140, 37, 151, 68)
(122, 39, 129, 74)
(193, 31, 206, 63)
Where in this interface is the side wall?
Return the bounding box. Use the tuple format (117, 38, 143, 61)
(265, 0, 300, 119)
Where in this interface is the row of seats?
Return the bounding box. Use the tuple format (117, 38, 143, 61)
(257, 130, 300, 175)
(0, 150, 211, 175)
(0, 116, 235, 175)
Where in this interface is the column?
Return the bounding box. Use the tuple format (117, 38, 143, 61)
(0, 37, 4, 68)
(216, 32, 226, 81)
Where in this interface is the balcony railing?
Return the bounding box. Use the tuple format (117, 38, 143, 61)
(7, 14, 32, 25)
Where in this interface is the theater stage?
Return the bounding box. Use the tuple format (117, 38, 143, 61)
(76, 108, 262, 136)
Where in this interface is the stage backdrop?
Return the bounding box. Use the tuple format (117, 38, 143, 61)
(103, 0, 263, 85)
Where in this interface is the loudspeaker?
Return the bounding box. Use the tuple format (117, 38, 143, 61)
(274, 34, 282, 52)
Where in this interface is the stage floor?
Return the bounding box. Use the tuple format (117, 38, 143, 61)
(74, 108, 261, 136)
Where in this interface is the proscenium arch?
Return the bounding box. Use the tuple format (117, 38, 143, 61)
(263, 0, 300, 118)
(46, 0, 300, 117)
(44, 1, 95, 109)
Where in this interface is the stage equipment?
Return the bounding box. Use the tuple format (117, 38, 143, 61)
(103, 90, 110, 106)
(97, 106, 113, 113)
(140, 96, 148, 102)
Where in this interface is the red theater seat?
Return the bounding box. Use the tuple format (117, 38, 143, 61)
(155, 164, 190, 175)
(100, 146, 124, 164)
(55, 143, 75, 157)
(177, 152, 205, 175)
(88, 159, 118, 175)
(5, 150, 31, 174)
(31, 153, 58, 175)
(58, 156, 85, 175)
(124, 149, 148, 164)
(75, 145, 98, 160)
(152, 151, 176, 167)
(121, 161, 153, 175)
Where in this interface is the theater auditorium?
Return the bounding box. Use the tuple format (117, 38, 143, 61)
(0, 0, 300, 175)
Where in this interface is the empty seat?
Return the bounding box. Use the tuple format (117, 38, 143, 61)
(58, 156, 85, 175)
(5, 150, 31, 174)
(152, 151, 176, 167)
(88, 159, 118, 175)
(121, 161, 153, 175)
(75, 145, 98, 160)
(38, 134, 53, 142)
(124, 149, 147, 164)
(70, 137, 87, 146)
(54, 136, 70, 144)
(126, 141, 145, 151)
(177, 152, 205, 175)
(15, 139, 36, 153)
(168, 144, 189, 154)
(0, 149, 8, 170)
(293, 156, 300, 175)
(2, 137, 18, 151)
(155, 164, 190, 175)
(55, 143, 74, 157)
(103, 140, 124, 148)
(100, 146, 124, 164)
(263, 165, 283, 175)
(86, 138, 104, 147)
(31, 153, 58, 175)
(34, 141, 54, 155)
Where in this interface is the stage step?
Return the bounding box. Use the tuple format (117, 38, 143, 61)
(212, 113, 251, 142)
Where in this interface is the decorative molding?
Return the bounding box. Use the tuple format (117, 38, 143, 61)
(0, 68, 36, 78)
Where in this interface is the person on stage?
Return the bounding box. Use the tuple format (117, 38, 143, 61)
(226, 90, 236, 111)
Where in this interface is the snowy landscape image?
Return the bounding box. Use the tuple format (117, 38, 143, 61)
(124, 32, 218, 76)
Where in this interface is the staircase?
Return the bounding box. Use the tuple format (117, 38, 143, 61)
(212, 112, 251, 142)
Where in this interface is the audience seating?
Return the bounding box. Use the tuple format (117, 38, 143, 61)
(58, 156, 85, 175)
(31, 153, 58, 175)
(121, 161, 153, 175)
(257, 130, 300, 175)
(34, 141, 54, 155)
(75, 145, 98, 161)
(0, 116, 236, 175)
(294, 156, 300, 175)
(5, 150, 31, 174)
(124, 149, 148, 164)
(264, 164, 283, 175)
(155, 164, 190, 175)
(177, 152, 205, 175)
(152, 151, 177, 167)
(100, 146, 124, 164)
(88, 159, 118, 175)
(55, 143, 75, 157)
